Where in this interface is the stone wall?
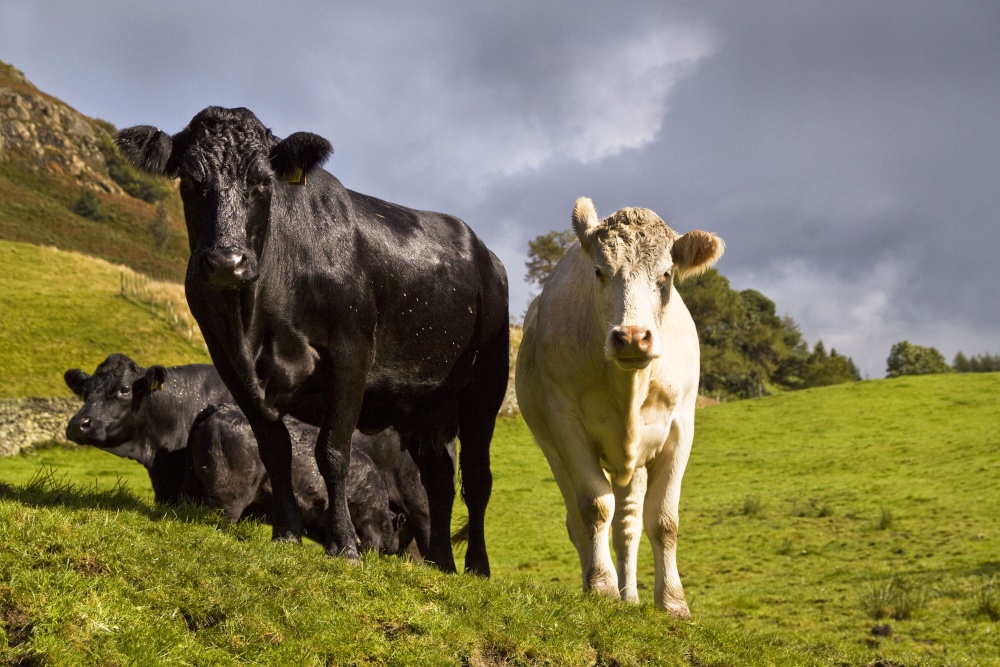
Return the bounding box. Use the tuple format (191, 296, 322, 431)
(0, 397, 78, 457)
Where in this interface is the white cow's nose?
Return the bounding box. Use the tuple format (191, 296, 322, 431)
(612, 326, 654, 355)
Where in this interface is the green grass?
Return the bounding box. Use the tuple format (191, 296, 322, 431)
(0, 240, 209, 397)
(2, 373, 999, 664)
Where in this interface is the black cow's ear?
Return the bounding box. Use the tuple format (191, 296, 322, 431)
(145, 366, 167, 393)
(132, 366, 167, 409)
(115, 126, 174, 176)
(270, 132, 333, 185)
(64, 369, 90, 396)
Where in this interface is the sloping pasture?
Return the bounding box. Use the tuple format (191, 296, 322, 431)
(2, 373, 998, 664)
(0, 240, 209, 398)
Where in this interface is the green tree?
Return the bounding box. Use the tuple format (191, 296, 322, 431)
(953, 351, 1000, 373)
(525, 230, 576, 289)
(886, 341, 952, 377)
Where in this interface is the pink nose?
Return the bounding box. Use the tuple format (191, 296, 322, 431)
(611, 326, 654, 355)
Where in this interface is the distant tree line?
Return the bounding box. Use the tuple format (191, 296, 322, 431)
(887, 341, 1000, 377)
(524, 230, 860, 401)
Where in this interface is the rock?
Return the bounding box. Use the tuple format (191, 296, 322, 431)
(0, 397, 80, 457)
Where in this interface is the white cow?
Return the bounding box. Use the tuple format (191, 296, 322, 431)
(516, 197, 723, 616)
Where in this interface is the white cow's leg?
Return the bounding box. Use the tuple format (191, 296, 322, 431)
(612, 466, 647, 603)
(540, 439, 618, 599)
(644, 419, 693, 617)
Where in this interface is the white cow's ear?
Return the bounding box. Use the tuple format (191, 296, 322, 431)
(571, 197, 600, 254)
(672, 230, 725, 282)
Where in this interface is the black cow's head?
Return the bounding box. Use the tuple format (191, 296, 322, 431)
(64, 354, 165, 449)
(115, 107, 332, 289)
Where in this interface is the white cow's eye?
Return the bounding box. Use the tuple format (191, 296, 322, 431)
(594, 267, 604, 279)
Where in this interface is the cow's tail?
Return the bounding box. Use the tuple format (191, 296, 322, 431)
(451, 520, 470, 546)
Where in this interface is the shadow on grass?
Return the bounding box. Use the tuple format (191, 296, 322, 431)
(0, 468, 255, 536)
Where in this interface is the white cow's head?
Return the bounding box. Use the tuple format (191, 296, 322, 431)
(572, 197, 724, 371)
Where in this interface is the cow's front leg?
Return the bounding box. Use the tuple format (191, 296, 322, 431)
(315, 353, 369, 560)
(644, 419, 693, 617)
(540, 437, 618, 599)
(612, 466, 647, 603)
(246, 414, 303, 542)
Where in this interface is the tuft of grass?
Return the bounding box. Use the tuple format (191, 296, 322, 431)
(972, 577, 1000, 621)
(875, 507, 894, 530)
(860, 576, 928, 621)
(741, 495, 765, 518)
(789, 498, 833, 518)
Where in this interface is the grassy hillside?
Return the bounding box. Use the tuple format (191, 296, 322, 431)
(0, 240, 209, 398)
(0, 60, 189, 280)
(2, 373, 998, 664)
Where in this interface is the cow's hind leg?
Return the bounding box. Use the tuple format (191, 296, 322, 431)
(644, 419, 693, 618)
(612, 466, 647, 603)
(409, 433, 458, 573)
(457, 326, 508, 577)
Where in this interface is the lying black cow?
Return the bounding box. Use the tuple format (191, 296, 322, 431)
(117, 107, 509, 574)
(64, 353, 232, 504)
(64, 355, 426, 554)
(190, 404, 401, 554)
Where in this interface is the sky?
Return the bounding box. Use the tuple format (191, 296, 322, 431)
(2, 1, 997, 378)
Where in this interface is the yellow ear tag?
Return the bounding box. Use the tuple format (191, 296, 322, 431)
(150, 377, 164, 392)
(283, 167, 306, 186)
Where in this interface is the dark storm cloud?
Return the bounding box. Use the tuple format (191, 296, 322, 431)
(1, 1, 997, 376)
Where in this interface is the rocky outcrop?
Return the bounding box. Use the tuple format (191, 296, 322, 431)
(0, 397, 79, 457)
(0, 60, 122, 194)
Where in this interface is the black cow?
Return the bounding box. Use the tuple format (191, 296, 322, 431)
(116, 106, 509, 574)
(64, 356, 427, 555)
(64, 354, 232, 504)
(189, 404, 401, 554)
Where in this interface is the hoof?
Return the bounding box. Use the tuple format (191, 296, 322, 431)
(661, 600, 691, 619)
(326, 544, 361, 562)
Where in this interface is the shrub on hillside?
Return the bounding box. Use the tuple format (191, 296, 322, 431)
(71, 189, 106, 221)
(886, 341, 952, 378)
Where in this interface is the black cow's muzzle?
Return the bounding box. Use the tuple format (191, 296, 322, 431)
(66, 413, 106, 446)
(200, 247, 258, 289)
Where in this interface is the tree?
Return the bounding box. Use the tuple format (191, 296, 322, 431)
(525, 230, 576, 289)
(886, 341, 952, 377)
(953, 351, 1000, 373)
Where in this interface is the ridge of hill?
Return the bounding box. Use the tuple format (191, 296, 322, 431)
(0, 59, 188, 280)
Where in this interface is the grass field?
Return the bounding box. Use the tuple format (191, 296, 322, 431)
(0, 240, 209, 398)
(2, 373, 998, 664)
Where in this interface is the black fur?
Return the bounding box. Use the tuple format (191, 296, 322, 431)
(189, 404, 407, 555)
(116, 107, 509, 574)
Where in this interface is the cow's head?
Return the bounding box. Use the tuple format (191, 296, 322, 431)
(572, 197, 724, 371)
(115, 107, 332, 289)
(64, 354, 166, 449)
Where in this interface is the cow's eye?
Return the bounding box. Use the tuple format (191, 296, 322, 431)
(594, 267, 604, 280)
(253, 181, 270, 195)
(657, 271, 671, 286)
(119, 386, 131, 396)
